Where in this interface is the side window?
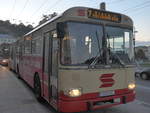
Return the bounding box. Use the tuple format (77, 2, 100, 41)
(32, 40, 36, 54)
(22, 43, 25, 55)
(16, 45, 20, 55)
(25, 37, 32, 54)
(31, 38, 42, 55)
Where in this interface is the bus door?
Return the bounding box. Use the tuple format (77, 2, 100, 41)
(43, 31, 58, 107)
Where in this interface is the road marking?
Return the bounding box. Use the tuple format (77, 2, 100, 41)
(137, 85, 150, 90)
(136, 99, 150, 108)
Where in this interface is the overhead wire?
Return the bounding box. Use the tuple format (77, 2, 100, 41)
(30, 0, 50, 18)
(125, 3, 150, 15)
(17, 0, 29, 18)
(128, 4, 150, 14)
(45, 0, 63, 14)
(28, 0, 64, 26)
(122, 0, 150, 12)
(10, 0, 17, 19)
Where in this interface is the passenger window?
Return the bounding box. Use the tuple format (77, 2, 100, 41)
(31, 38, 42, 55)
(25, 37, 32, 54)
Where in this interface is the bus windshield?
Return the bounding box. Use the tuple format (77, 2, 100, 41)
(61, 22, 134, 66)
(106, 26, 134, 65)
(61, 22, 103, 65)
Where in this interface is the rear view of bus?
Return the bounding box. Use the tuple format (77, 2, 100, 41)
(58, 5, 135, 112)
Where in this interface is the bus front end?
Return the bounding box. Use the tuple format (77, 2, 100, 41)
(58, 7, 135, 112)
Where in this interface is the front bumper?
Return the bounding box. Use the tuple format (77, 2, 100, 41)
(58, 90, 135, 112)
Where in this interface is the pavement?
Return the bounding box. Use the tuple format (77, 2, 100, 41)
(136, 77, 150, 104)
(0, 66, 53, 113)
(0, 65, 150, 113)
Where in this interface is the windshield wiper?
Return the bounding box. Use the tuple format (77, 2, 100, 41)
(89, 31, 102, 67)
(89, 51, 101, 66)
(110, 52, 125, 67)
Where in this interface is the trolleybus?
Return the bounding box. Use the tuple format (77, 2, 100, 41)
(9, 6, 136, 112)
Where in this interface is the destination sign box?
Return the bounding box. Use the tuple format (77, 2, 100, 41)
(88, 9, 121, 23)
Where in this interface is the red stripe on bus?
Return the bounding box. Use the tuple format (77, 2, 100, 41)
(100, 73, 114, 78)
(99, 73, 115, 88)
(99, 83, 114, 88)
(100, 78, 114, 82)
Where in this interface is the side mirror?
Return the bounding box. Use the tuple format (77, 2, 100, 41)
(57, 22, 66, 38)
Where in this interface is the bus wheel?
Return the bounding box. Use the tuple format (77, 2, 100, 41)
(17, 65, 21, 79)
(34, 75, 42, 101)
(141, 73, 149, 80)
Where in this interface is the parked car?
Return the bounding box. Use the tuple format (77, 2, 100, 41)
(135, 68, 150, 80)
(0, 57, 9, 66)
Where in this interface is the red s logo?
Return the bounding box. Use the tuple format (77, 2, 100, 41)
(99, 73, 115, 88)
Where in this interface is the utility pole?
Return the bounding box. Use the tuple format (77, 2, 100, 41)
(133, 26, 138, 59)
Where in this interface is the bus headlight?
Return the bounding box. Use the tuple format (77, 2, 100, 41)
(128, 83, 136, 90)
(67, 88, 82, 97)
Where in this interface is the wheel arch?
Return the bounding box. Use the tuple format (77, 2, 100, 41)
(17, 64, 19, 73)
(33, 72, 42, 92)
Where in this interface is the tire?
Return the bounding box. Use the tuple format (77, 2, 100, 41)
(17, 65, 21, 79)
(34, 75, 42, 101)
(141, 73, 149, 80)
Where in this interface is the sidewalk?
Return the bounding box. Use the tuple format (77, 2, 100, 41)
(0, 66, 52, 113)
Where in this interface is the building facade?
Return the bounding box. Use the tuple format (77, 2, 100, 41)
(0, 34, 16, 45)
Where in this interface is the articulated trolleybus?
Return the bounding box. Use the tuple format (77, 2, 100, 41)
(9, 5, 135, 113)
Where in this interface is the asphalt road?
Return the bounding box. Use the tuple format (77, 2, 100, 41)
(0, 65, 150, 113)
(136, 77, 150, 104)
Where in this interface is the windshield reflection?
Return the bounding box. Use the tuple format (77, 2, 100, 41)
(106, 26, 134, 65)
(61, 22, 134, 66)
(61, 22, 103, 65)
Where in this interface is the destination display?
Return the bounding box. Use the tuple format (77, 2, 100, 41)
(88, 9, 121, 23)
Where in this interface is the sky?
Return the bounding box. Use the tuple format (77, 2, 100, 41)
(0, 0, 150, 42)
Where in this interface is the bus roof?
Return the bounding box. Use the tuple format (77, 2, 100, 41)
(24, 7, 133, 37)
(24, 14, 62, 36)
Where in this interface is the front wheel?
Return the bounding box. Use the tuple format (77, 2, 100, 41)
(141, 73, 149, 80)
(34, 75, 42, 101)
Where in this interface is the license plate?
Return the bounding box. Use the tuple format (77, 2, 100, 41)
(100, 90, 115, 97)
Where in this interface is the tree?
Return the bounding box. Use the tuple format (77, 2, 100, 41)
(135, 49, 146, 60)
(38, 12, 58, 25)
(0, 20, 33, 37)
